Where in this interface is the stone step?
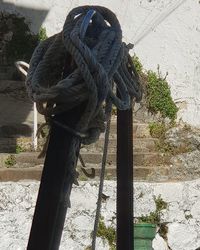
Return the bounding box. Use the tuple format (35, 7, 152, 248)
(108, 121, 150, 136)
(0, 95, 44, 128)
(0, 137, 43, 153)
(0, 151, 168, 168)
(0, 152, 43, 168)
(0, 165, 170, 182)
(0, 80, 25, 91)
(0, 166, 115, 181)
(0, 137, 157, 154)
(0, 121, 151, 152)
(133, 123, 150, 138)
(87, 138, 158, 152)
(0, 124, 39, 139)
(0, 122, 150, 138)
(99, 122, 150, 138)
(0, 165, 116, 182)
(80, 152, 167, 165)
(0, 166, 42, 181)
(133, 167, 170, 181)
(0, 145, 16, 153)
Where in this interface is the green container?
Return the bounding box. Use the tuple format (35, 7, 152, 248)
(134, 223, 156, 250)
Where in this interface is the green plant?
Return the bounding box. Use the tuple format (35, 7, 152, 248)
(132, 55, 143, 75)
(155, 195, 168, 211)
(149, 122, 167, 139)
(38, 27, 48, 41)
(105, 173, 114, 180)
(85, 247, 92, 250)
(149, 121, 192, 155)
(4, 155, 16, 167)
(138, 195, 168, 225)
(146, 70, 178, 121)
(149, 121, 193, 155)
(155, 140, 173, 154)
(131, 55, 178, 122)
(111, 106, 117, 116)
(185, 214, 193, 220)
(138, 191, 144, 199)
(156, 139, 192, 155)
(184, 211, 193, 220)
(78, 175, 88, 181)
(158, 223, 168, 241)
(95, 218, 116, 249)
(15, 144, 24, 154)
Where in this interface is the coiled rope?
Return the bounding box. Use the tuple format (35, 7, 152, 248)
(26, 5, 142, 248)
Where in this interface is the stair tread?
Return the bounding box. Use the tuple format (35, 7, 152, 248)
(0, 165, 170, 182)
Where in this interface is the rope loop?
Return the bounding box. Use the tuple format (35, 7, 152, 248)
(26, 5, 142, 144)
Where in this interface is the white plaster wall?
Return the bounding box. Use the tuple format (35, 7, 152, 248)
(1, 0, 200, 125)
(1, 180, 200, 249)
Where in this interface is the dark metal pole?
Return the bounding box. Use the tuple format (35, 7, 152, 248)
(27, 58, 84, 250)
(117, 105, 133, 250)
(27, 106, 84, 250)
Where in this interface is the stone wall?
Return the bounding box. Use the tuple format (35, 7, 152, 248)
(135, 180, 200, 250)
(1, 180, 200, 250)
(1, 0, 200, 125)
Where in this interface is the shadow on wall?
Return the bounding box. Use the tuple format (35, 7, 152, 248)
(0, 0, 49, 34)
(0, 1, 48, 153)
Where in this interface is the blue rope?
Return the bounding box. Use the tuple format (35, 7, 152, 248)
(80, 9, 96, 40)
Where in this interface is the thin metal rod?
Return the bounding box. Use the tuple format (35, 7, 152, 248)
(92, 108, 112, 249)
(15, 61, 38, 150)
(33, 102, 38, 150)
(116, 106, 133, 250)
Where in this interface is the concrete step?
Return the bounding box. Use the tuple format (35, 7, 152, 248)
(0, 151, 169, 169)
(133, 167, 169, 181)
(0, 152, 44, 168)
(0, 137, 43, 153)
(0, 80, 25, 91)
(87, 138, 158, 152)
(0, 136, 32, 146)
(79, 152, 168, 165)
(0, 121, 151, 153)
(0, 165, 116, 182)
(0, 166, 115, 181)
(0, 166, 42, 181)
(0, 145, 16, 153)
(99, 122, 150, 138)
(109, 121, 150, 136)
(0, 165, 170, 182)
(77, 165, 169, 181)
(0, 95, 44, 128)
(0, 122, 150, 138)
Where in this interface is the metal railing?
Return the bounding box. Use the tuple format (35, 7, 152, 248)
(15, 61, 38, 150)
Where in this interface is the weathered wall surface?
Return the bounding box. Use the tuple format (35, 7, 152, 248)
(135, 180, 200, 250)
(1, 180, 200, 250)
(1, 0, 200, 125)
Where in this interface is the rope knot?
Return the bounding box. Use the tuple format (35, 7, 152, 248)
(26, 5, 142, 144)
